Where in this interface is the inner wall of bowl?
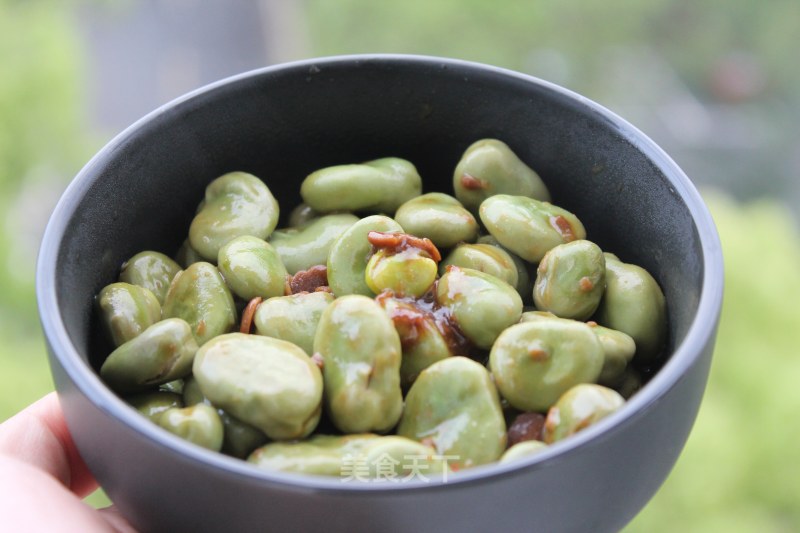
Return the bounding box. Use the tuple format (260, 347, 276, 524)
(56, 57, 702, 371)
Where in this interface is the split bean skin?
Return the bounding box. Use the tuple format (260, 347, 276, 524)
(364, 247, 438, 298)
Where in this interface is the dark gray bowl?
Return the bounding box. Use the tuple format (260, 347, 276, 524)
(37, 55, 723, 533)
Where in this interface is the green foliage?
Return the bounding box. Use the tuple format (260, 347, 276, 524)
(0, 1, 89, 324)
(626, 192, 800, 532)
(306, 0, 800, 99)
(0, 335, 52, 421)
(0, 1, 86, 193)
(306, 0, 663, 71)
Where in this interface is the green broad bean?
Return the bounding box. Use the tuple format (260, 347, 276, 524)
(519, 310, 559, 323)
(162, 262, 237, 346)
(476, 235, 532, 301)
(288, 203, 319, 227)
(453, 138, 550, 212)
(126, 391, 183, 422)
(542, 384, 625, 444)
(327, 215, 404, 297)
(615, 368, 643, 400)
(595, 253, 667, 363)
(159, 379, 184, 395)
(175, 239, 206, 268)
(365, 248, 438, 298)
(100, 318, 198, 393)
(499, 440, 548, 464)
(439, 243, 519, 291)
(248, 434, 447, 479)
(358, 436, 449, 479)
(249, 434, 379, 476)
(489, 320, 604, 412)
(300, 157, 422, 213)
(119, 251, 182, 305)
(590, 323, 636, 387)
(183, 376, 268, 459)
(193, 333, 323, 441)
(157, 404, 224, 452)
(313, 295, 403, 434)
(518, 311, 636, 391)
(397, 356, 507, 469)
(377, 294, 453, 387)
(253, 291, 335, 355)
(394, 193, 479, 248)
(435, 266, 522, 350)
(95, 141, 671, 473)
(217, 236, 287, 300)
(269, 213, 359, 274)
(97, 282, 161, 347)
(479, 194, 586, 263)
(189, 172, 279, 261)
(533, 240, 606, 321)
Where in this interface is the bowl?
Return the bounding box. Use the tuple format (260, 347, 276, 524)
(37, 54, 723, 533)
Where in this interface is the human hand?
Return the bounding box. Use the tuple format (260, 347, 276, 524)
(0, 392, 136, 532)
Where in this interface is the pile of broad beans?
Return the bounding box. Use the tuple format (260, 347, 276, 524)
(96, 139, 666, 478)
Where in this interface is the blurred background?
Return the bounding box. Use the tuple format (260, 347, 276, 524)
(1, 0, 798, 530)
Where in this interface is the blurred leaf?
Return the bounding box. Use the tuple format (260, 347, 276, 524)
(626, 191, 800, 532)
(0, 1, 90, 324)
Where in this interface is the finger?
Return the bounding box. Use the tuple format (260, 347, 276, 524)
(0, 392, 97, 497)
(99, 505, 140, 533)
(0, 455, 137, 533)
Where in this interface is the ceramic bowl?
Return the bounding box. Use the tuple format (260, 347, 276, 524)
(37, 55, 723, 533)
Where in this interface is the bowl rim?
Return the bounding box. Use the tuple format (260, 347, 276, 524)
(36, 53, 724, 494)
